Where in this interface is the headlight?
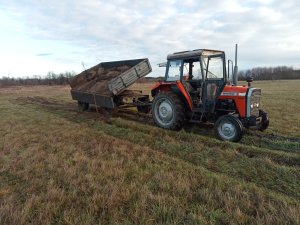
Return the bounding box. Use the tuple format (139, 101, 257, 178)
(247, 88, 261, 117)
(251, 103, 259, 109)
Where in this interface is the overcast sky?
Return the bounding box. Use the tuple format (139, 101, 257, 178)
(0, 0, 299, 77)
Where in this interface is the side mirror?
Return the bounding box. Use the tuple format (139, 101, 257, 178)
(246, 76, 253, 87)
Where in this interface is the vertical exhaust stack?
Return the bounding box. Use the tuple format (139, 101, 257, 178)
(233, 44, 238, 85)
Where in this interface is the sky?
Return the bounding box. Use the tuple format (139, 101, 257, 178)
(0, 0, 299, 77)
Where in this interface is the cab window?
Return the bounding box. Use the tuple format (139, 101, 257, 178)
(183, 61, 202, 80)
(203, 56, 224, 79)
(166, 60, 182, 81)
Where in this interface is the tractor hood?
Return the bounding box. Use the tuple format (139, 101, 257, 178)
(220, 85, 248, 97)
(219, 85, 262, 118)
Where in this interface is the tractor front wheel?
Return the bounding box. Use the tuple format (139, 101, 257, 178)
(214, 115, 243, 142)
(152, 92, 185, 130)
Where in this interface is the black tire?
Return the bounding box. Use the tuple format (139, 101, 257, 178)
(214, 115, 243, 142)
(78, 101, 89, 112)
(152, 91, 185, 130)
(258, 109, 269, 131)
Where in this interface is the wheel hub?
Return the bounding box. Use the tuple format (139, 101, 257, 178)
(158, 102, 173, 121)
(220, 122, 236, 139)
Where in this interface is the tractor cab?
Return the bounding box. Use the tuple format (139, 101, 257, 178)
(154, 49, 227, 113)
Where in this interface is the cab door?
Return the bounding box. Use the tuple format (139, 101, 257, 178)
(202, 54, 226, 112)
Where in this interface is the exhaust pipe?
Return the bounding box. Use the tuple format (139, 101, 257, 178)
(233, 44, 238, 85)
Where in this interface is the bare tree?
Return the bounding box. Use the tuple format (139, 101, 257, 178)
(0, 71, 76, 87)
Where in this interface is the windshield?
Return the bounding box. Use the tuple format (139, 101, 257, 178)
(202, 56, 224, 79)
(166, 60, 182, 81)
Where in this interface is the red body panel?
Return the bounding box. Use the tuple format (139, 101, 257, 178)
(151, 82, 172, 92)
(151, 81, 193, 110)
(218, 85, 248, 117)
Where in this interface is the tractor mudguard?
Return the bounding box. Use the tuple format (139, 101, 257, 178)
(175, 81, 193, 110)
(151, 81, 193, 110)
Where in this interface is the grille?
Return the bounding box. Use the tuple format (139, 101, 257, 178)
(250, 89, 261, 117)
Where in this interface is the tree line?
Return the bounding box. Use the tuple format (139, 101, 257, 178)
(238, 66, 300, 80)
(0, 71, 76, 87)
(1, 66, 300, 87)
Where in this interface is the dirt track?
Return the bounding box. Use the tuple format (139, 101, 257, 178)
(15, 96, 300, 143)
(16, 96, 153, 123)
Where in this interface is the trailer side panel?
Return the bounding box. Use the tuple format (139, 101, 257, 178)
(71, 90, 115, 109)
(108, 59, 152, 95)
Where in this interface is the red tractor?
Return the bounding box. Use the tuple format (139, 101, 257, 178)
(151, 47, 269, 142)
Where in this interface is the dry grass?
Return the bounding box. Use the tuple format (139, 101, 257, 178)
(0, 81, 299, 225)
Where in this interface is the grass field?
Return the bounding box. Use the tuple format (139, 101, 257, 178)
(0, 80, 299, 225)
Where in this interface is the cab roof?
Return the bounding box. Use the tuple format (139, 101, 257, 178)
(167, 49, 224, 60)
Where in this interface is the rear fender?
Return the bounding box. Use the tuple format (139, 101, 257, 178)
(151, 81, 193, 110)
(151, 82, 172, 96)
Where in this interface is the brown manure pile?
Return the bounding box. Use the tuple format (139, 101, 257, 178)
(70, 65, 130, 95)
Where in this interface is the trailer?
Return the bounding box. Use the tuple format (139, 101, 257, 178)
(70, 58, 152, 112)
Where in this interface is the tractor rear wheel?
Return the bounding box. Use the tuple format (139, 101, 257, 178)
(214, 115, 243, 142)
(152, 92, 185, 130)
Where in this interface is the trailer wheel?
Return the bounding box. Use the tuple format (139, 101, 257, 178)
(136, 96, 151, 113)
(214, 115, 243, 142)
(137, 105, 151, 114)
(152, 92, 184, 130)
(78, 101, 89, 112)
